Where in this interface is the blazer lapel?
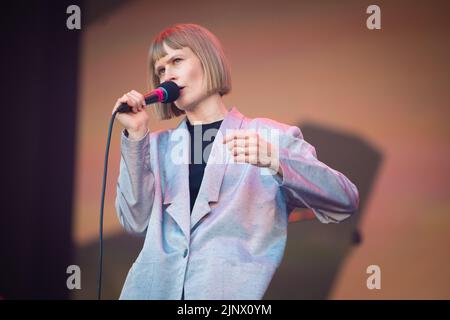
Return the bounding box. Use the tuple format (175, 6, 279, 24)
(190, 107, 245, 231)
(163, 119, 191, 241)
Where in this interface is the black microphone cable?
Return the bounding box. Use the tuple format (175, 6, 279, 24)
(96, 81, 179, 300)
(97, 109, 120, 300)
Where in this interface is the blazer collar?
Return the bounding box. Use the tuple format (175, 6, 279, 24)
(163, 106, 245, 239)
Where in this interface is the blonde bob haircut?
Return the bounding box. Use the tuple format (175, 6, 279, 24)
(148, 23, 232, 120)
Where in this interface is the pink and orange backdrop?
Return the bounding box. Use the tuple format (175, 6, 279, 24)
(72, 0, 450, 299)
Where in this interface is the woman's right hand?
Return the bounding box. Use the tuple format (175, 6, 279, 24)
(113, 90, 150, 140)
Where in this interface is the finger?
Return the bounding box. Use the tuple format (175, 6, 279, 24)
(248, 133, 259, 146)
(224, 131, 259, 146)
(127, 92, 140, 108)
(234, 138, 257, 147)
(118, 94, 129, 103)
(223, 130, 249, 144)
(230, 146, 245, 156)
(129, 91, 146, 108)
(126, 93, 140, 112)
(226, 138, 256, 150)
(229, 145, 257, 156)
(126, 93, 140, 108)
(258, 155, 272, 167)
(222, 133, 234, 144)
(112, 95, 129, 114)
(247, 154, 258, 165)
(234, 153, 259, 166)
(130, 90, 143, 100)
(233, 153, 247, 164)
(258, 141, 272, 158)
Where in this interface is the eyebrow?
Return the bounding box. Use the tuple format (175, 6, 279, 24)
(155, 54, 184, 74)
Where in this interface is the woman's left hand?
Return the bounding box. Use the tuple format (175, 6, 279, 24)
(223, 130, 282, 176)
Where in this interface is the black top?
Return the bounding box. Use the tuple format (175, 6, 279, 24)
(186, 118, 223, 214)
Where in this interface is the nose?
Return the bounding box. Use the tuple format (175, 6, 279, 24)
(162, 67, 178, 83)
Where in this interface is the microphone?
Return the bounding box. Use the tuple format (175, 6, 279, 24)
(116, 81, 180, 113)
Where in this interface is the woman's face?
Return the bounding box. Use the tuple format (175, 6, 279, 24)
(155, 43, 206, 110)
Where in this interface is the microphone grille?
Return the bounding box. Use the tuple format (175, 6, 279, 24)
(158, 81, 180, 103)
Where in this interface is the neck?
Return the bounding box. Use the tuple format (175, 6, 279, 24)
(184, 93, 229, 124)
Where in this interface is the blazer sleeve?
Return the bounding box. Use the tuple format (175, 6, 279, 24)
(115, 129, 155, 235)
(273, 125, 359, 223)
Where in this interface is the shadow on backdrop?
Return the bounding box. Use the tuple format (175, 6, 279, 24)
(74, 122, 382, 300)
(264, 122, 382, 299)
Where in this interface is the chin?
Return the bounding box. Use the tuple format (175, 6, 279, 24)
(174, 101, 188, 111)
(174, 99, 197, 112)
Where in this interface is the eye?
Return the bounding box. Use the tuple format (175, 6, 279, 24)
(157, 68, 165, 76)
(173, 58, 182, 64)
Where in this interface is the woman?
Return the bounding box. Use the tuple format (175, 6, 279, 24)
(113, 23, 359, 300)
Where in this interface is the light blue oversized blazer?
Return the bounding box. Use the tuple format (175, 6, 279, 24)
(115, 107, 359, 300)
